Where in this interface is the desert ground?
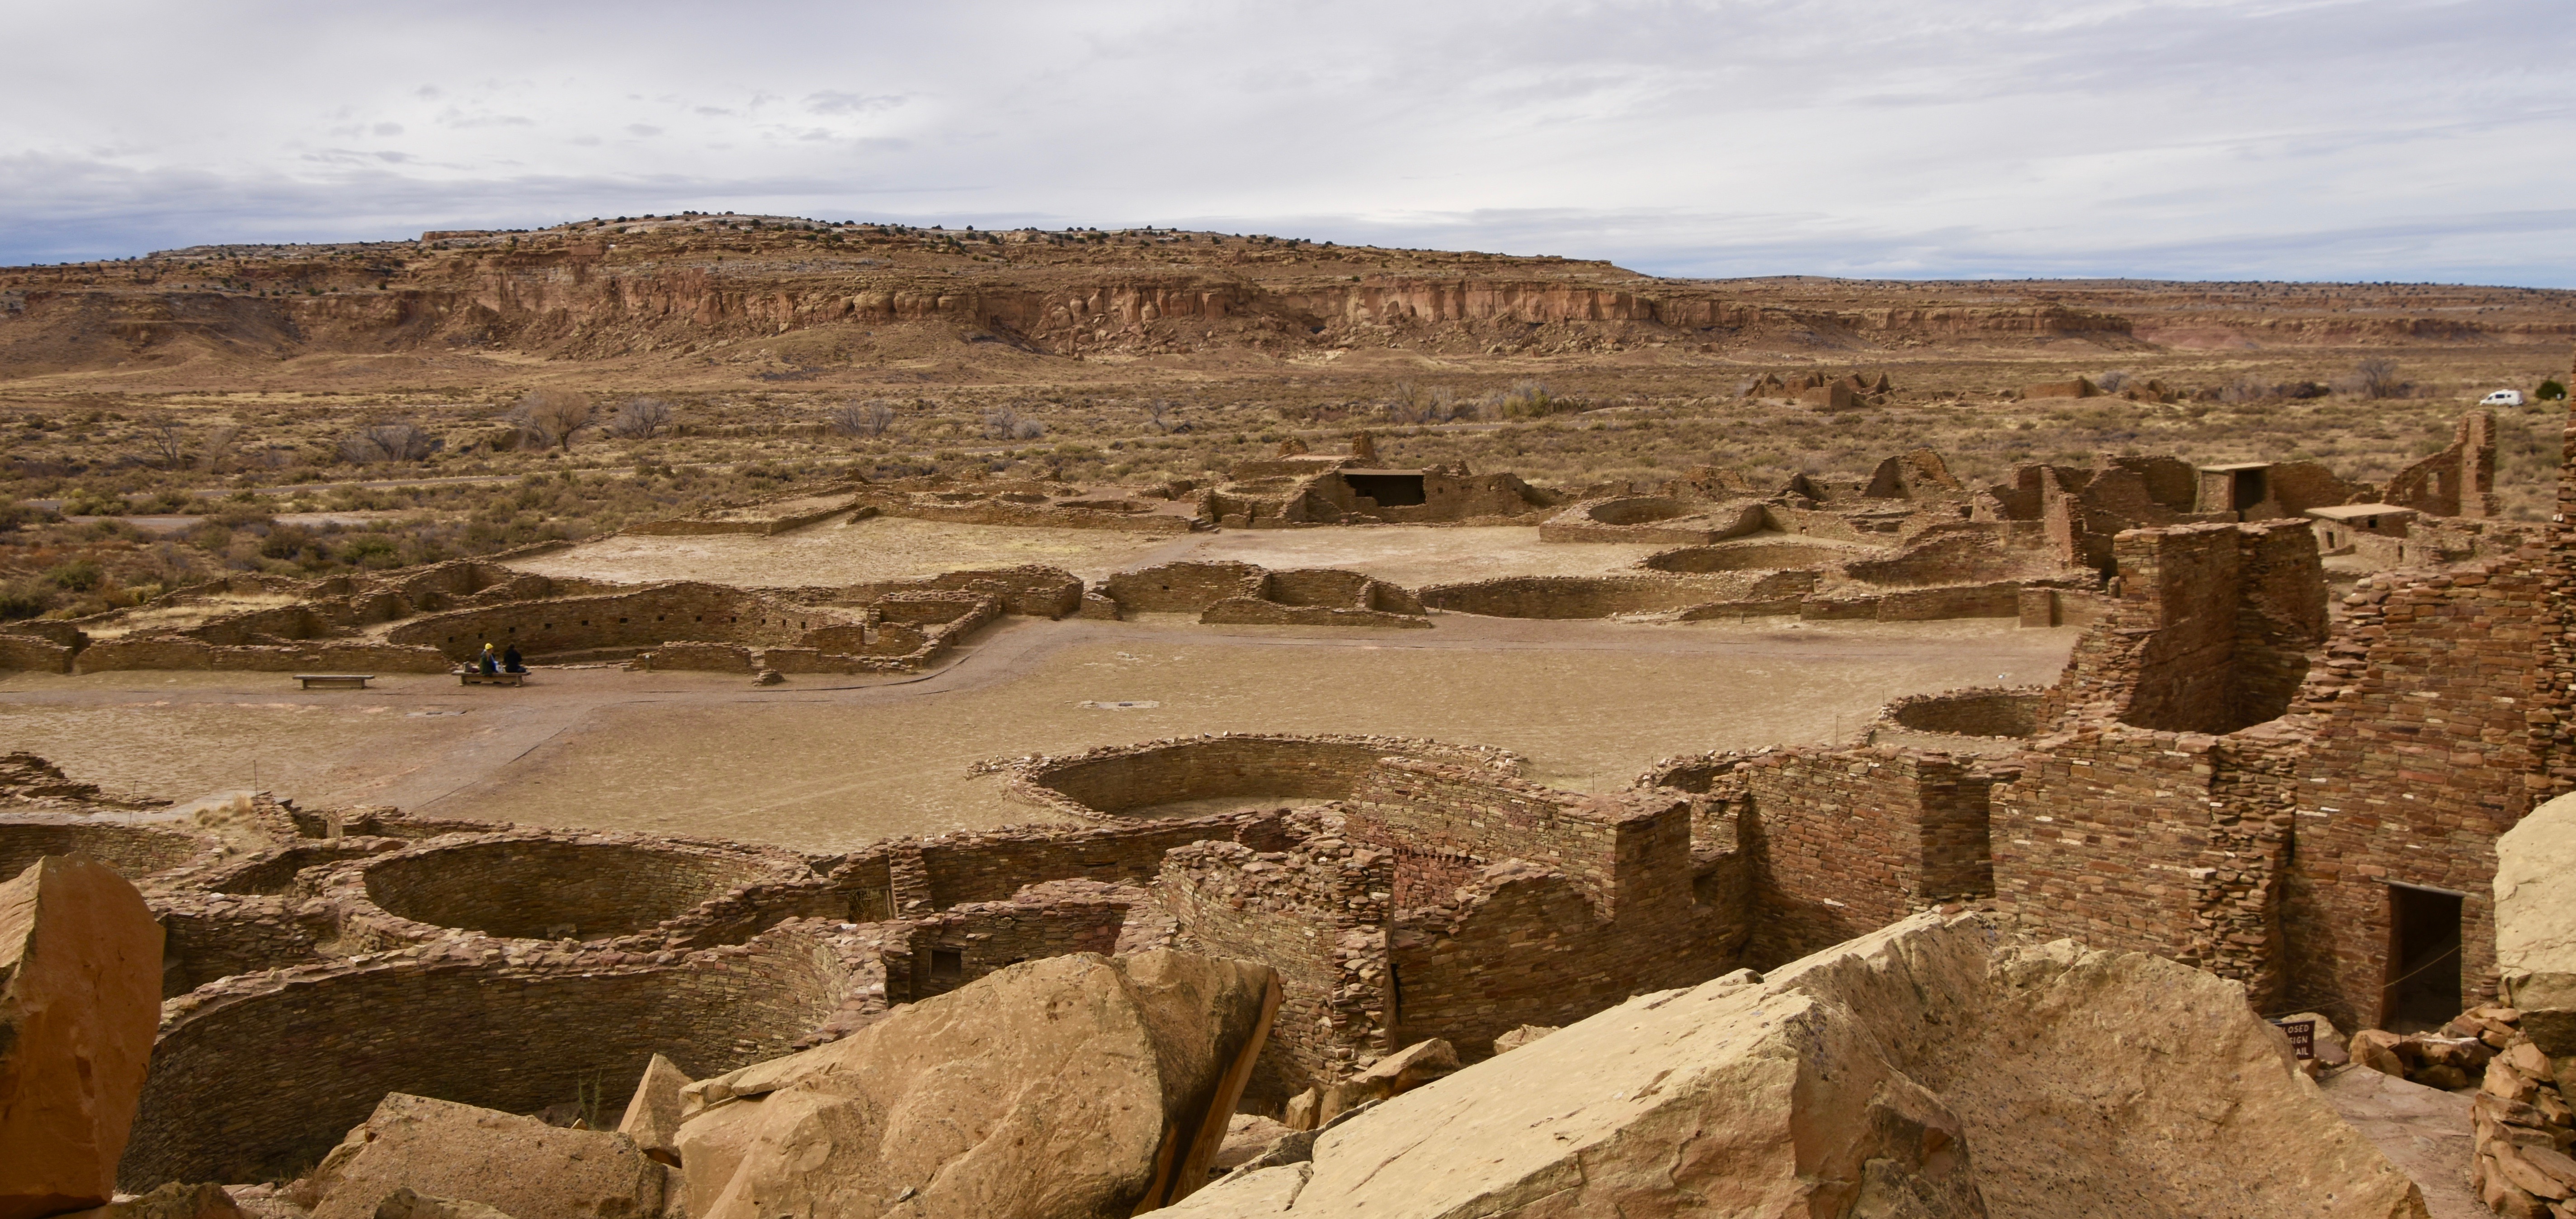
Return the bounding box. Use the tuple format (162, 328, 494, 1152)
(0, 609, 2071, 852)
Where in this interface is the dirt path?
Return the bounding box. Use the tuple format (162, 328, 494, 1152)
(0, 614, 2074, 854)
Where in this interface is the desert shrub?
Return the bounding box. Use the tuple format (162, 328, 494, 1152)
(2538, 379, 2568, 402)
(508, 390, 595, 451)
(0, 578, 56, 620)
(605, 397, 676, 440)
(2094, 371, 2133, 393)
(981, 408, 1044, 440)
(827, 400, 897, 438)
(2351, 358, 2404, 399)
(338, 420, 437, 463)
(46, 557, 103, 592)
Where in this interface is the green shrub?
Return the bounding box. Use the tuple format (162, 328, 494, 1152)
(2540, 379, 2568, 402)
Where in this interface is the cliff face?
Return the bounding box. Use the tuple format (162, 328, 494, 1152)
(1, 214, 2567, 380)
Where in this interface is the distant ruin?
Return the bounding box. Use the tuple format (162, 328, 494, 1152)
(3, 401, 2565, 1198)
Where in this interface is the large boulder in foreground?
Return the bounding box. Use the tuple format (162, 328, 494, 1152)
(2497, 790, 2576, 1053)
(297, 1093, 669, 1219)
(1162, 911, 2425, 1219)
(674, 949, 1279, 1219)
(0, 855, 165, 1219)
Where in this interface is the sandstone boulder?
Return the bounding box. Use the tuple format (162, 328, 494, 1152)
(613, 1054, 690, 1167)
(371, 1188, 514, 1219)
(0, 855, 165, 1219)
(672, 949, 1279, 1219)
(1488, 1025, 1557, 1054)
(299, 1093, 669, 1219)
(2498, 791, 2576, 1054)
(1161, 911, 2425, 1218)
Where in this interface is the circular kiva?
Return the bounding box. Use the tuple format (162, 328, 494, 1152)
(1579, 496, 1694, 527)
(119, 929, 845, 1188)
(999, 733, 1524, 821)
(0, 814, 218, 882)
(1640, 543, 1855, 574)
(1886, 689, 2044, 739)
(354, 833, 811, 942)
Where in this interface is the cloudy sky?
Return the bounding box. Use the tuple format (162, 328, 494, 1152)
(9, 0, 2571, 284)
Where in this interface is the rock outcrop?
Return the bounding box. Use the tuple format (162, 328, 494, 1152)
(613, 1054, 691, 1168)
(295, 1094, 670, 1219)
(0, 855, 166, 1219)
(2498, 790, 2576, 1053)
(672, 949, 1279, 1219)
(1164, 911, 2425, 1218)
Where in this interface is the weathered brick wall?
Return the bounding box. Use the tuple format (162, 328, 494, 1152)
(913, 811, 1274, 908)
(1721, 748, 1997, 966)
(122, 922, 850, 1188)
(387, 582, 849, 660)
(1988, 725, 2294, 1009)
(0, 817, 216, 880)
(1416, 574, 1735, 618)
(1884, 688, 2043, 737)
(151, 894, 327, 995)
(1346, 760, 1633, 909)
(2039, 521, 2324, 735)
(1103, 561, 1266, 612)
(0, 633, 73, 673)
(897, 897, 1129, 1000)
(1159, 829, 1392, 1106)
(2286, 558, 2548, 1028)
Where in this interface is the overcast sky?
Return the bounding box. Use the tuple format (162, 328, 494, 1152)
(7, 0, 2571, 284)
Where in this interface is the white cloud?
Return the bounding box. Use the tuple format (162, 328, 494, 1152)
(0, 0, 2568, 284)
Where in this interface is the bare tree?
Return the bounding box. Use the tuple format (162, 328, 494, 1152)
(508, 389, 595, 451)
(338, 419, 436, 463)
(2094, 370, 2133, 393)
(2353, 358, 2404, 399)
(605, 397, 675, 440)
(142, 417, 187, 470)
(827, 400, 897, 438)
(1145, 399, 1178, 433)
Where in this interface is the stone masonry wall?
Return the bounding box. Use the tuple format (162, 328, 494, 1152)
(2287, 557, 2550, 1029)
(1159, 827, 1393, 1107)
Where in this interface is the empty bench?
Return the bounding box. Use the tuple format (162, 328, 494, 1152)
(294, 673, 376, 691)
(457, 670, 526, 687)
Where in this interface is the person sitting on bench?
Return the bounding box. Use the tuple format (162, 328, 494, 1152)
(479, 643, 499, 676)
(502, 644, 525, 674)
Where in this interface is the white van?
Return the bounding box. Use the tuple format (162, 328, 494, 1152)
(2482, 389, 2526, 407)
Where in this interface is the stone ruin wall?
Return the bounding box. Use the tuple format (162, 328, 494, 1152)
(123, 919, 854, 1187)
(1157, 829, 1394, 1106)
(2287, 556, 2551, 1029)
(1713, 748, 2002, 967)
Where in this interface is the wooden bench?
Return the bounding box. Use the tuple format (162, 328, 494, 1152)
(457, 670, 526, 687)
(294, 673, 376, 690)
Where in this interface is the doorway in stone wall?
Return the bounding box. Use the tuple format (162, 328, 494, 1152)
(2385, 882, 2464, 1032)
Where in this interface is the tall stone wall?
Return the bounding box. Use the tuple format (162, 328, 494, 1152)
(1700, 748, 1999, 966)
(2287, 557, 2551, 1028)
(2040, 520, 2323, 734)
(1158, 831, 1393, 1106)
(1988, 725, 2298, 1010)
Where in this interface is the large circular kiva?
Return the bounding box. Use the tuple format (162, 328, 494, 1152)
(359, 837, 798, 941)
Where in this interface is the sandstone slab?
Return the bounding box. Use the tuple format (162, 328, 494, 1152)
(300, 1093, 668, 1219)
(613, 1054, 690, 1167)
(2497, 792, 2576, 1053)
(0, 855, 165, 1219)
(1161, 911, 2426, 1218)
(673, 949, 1279, 1219)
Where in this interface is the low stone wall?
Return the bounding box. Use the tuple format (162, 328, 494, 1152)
(787, 565, 1084, 618)
(1104, 561, 1265, 613)
(0, 632, 74, 673)
(1538, 497, 1767, 545)
(907, 811, 1277, 908)
(1418, 574, 1737, 618)
(388, 581, 854, 662)
(0, 815, 217, 880)
(896, 895, 1131, 1001)
(1639, 542, 1859, 573)
(989, 734, 1524, 821)
(120, 922, 851, 1188)
(857, 489, 1195, 534)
